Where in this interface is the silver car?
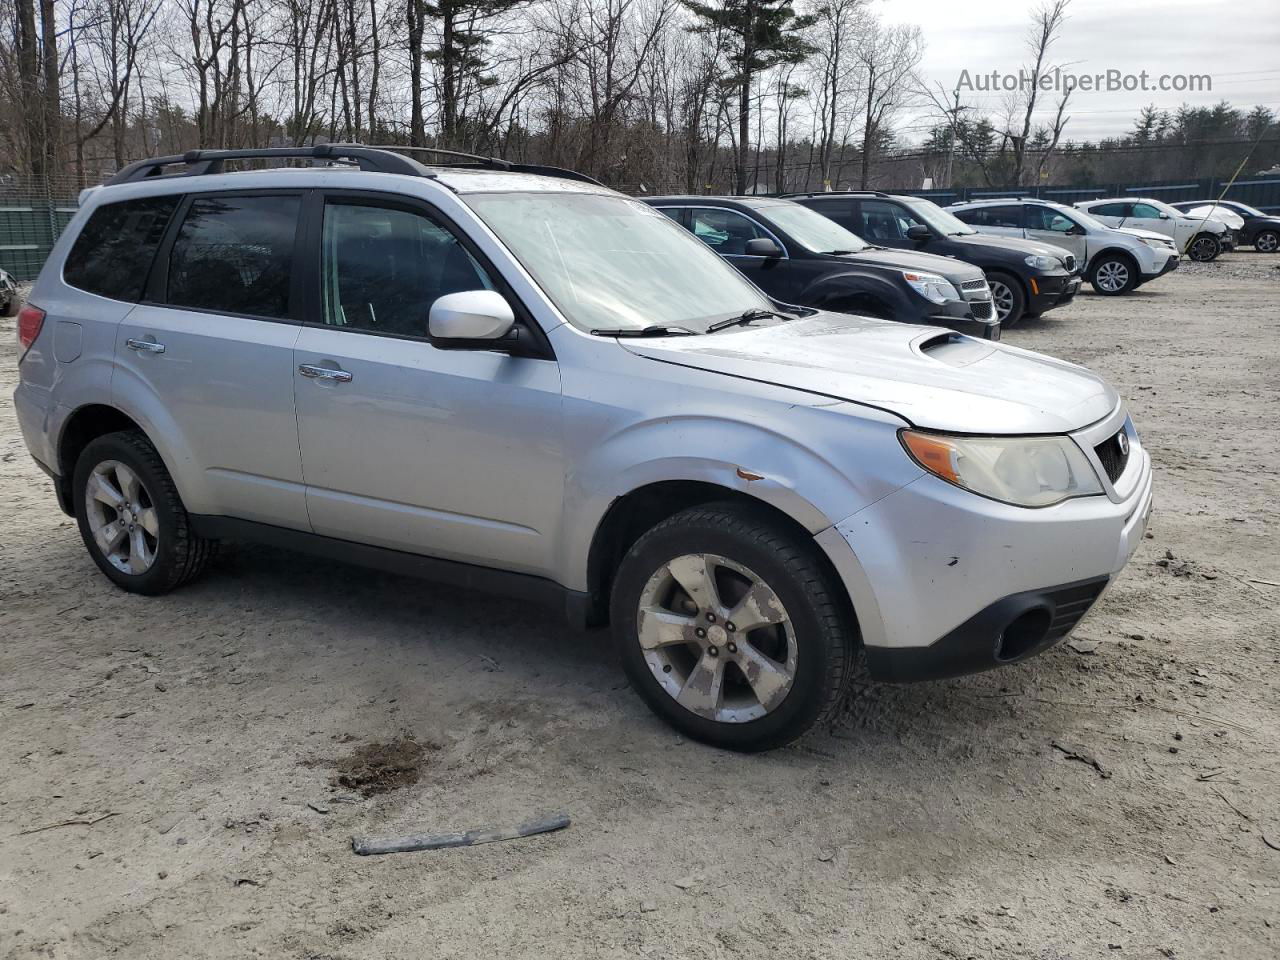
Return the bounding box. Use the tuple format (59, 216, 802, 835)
(14, 146, 1153, 750)
(948, 198, 1181, 296)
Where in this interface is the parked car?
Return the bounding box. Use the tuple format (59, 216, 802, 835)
(641, 196, 999, 340)
(947, 198, 1180, 296)
(786, 191, 1079, 326)
(15, 146, 1152, 751)
(1, 267, 19, 317)
(1169, 200, 1280, 253)
(1074, 197, 1232, 261)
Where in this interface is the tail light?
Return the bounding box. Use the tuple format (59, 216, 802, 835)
(17, 304, 45, 356)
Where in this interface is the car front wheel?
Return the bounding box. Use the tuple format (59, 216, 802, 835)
(610, 502, 855, 751)
(1187, 233, 1221, 262)
(73, 430, 217, 595)
(985, 271, 1025, 326)
(1088, 254, 1138, 295)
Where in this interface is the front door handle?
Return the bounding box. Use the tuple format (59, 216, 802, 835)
(126, 337, 165, 354)
(298, 363, 353, 383)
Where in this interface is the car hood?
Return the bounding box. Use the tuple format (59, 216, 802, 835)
(946, 231, 1071, 260)
(1114, 226, 1171, 243)
(835, 247, 984, 281)
(624, 313, 1119, 434)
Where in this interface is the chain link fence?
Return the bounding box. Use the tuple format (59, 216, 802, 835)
(0, 176, 84, 281)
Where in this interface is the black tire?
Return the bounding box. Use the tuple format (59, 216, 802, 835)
(609, 501, 855, 751)
(73, 430, 217, 595)
(1088, 252, 1138, 296)
(985, 271, 1025, 326)
(1254, 230, 1279, 254)
(1187, 233, 1221, 262)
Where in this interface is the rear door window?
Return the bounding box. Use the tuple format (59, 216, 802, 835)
(165, 195, 301, 319)
(64, 196, 180, 301)
(1091, 202, 1130, 218)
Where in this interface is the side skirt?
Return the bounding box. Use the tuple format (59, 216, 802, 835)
(188, 515, 594, 630)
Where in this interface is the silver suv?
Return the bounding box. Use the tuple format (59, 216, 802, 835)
(948, 197, 1181, 296)
(15, 146, 1153, 750)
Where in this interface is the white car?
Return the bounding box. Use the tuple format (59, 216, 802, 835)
(1074, 197, 1232, 262)
(947, 198, 1180, 296)
(1169, 203, 1245, 231)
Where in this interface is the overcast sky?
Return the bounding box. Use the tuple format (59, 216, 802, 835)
(878, 0, 1280, 142)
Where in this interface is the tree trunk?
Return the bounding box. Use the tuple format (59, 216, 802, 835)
(408, 0, 425, 145)
(40, 0, 59, 178)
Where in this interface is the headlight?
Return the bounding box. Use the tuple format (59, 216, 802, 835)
(1142, 237, 1174, 250)
(1024, 254, 1061, 270)
(902, 271, 959, 304)
(900, 430, 1104, 507)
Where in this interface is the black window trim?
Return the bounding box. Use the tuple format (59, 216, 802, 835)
(143, 187, 309, 326)
(298, 188, 555, 360)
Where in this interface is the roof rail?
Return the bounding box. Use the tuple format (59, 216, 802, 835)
(106, 144, 430, 185)
(106, 143, 605, 188)
(781, 190, 893, 199)
(370, 145, 604, 186)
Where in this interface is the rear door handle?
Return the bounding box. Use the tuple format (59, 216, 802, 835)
(126, 337, 165, 354)
(298, 363, 353, 383)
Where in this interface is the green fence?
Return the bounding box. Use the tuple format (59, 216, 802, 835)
(0, 180, 81, 281)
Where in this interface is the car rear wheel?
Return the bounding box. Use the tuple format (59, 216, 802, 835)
(73, 430, 217, 595)
(1088, 254, 1137, 295)
(1255, 230, 1279, 253)
(609, 502, 855, 751)
(986, 271, 1025, 326)
(1187, 233, 1221, 262)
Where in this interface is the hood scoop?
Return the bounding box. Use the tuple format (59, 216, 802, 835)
(916, 331, 998, 368)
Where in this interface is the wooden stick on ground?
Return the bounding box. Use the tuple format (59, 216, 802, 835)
(352, 812, 571, 856)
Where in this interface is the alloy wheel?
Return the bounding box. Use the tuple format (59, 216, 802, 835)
(1096, 261, 1129, 293)
(989, 280, 1015, 321)
(85, 460, 159, 574)
(1189, 236, 1219, 261)
(636, 553, 797, 724)
(1256, 232, 1278, 253)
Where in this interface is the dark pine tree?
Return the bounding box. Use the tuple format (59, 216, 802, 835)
(682, 0, 815, 194)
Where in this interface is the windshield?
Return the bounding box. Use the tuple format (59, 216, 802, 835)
(466, 192, 771, 334)
(754, 201, 868, 252)
(902, 198, 975, 235)
(1050, 202, 1107, 231)
(1230, 201, 1265, 217)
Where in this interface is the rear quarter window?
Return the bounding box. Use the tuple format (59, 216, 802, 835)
(63, 196, 180, 301)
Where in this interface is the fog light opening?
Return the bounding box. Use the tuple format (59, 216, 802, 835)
(996, 608, 1052, 662)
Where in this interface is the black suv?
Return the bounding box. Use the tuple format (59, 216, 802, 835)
(1169, 200, 1280, 253)
(786, 192, 1080, 326)
(643, 196, 999, 340)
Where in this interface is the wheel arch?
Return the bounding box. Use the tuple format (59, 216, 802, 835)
(803, 271, 908, 319)
(53, 404, 147, 515)
(581, 479, 858, 632)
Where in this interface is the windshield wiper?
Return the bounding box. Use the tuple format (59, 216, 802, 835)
(821, 249, 858, 255)
(589, 324, 697, 338)
(705, 309, 794, 333)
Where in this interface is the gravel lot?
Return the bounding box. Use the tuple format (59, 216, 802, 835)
(2, 255, 1278, 960)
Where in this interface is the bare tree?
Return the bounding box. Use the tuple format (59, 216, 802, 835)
(851, 19, 920, 189)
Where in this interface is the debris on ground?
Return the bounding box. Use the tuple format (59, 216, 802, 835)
(351, 811, 570, 856)
(332, 737, 434, 797)
(1068, 637, 1102, 655)
(1051, 740, 1111, 779)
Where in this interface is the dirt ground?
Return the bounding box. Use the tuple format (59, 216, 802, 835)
(2, 255, 1278, 960)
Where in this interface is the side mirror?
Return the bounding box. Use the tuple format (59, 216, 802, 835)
(906, 224, 931, 241)
(1158, 211, 1171, 220)
(1068, 224, 1086, 236)
(744, 237, 784, 258)
(429, 290, 515, 342)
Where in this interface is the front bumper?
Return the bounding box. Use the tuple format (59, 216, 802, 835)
(1141, 254, 1180, 281)
(924, 296, 1001, 341)
(1027, 272, 1081, 313)
(814, 406, 1153, 682)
